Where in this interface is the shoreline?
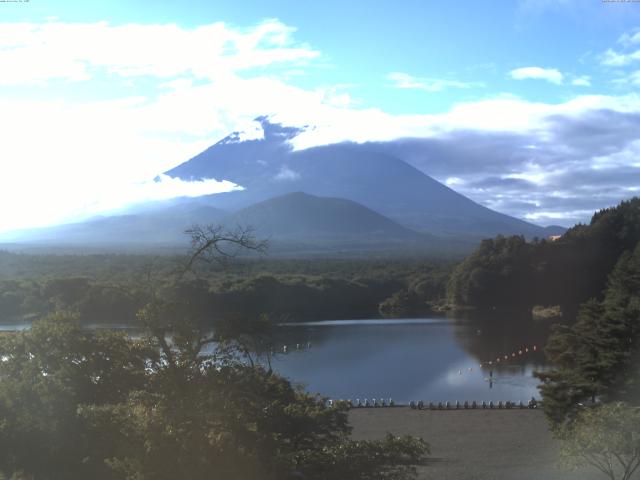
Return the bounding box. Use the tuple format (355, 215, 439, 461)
(349, 408, 601, 480)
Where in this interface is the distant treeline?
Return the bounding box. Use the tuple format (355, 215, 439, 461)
(0, 254, 453, 324)
(447, 198, 640, 314)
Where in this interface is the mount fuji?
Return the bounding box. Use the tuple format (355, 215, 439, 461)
(165, 117, 562, 239)
(1, 117, 564, 255)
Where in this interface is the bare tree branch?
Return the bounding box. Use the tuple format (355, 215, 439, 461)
(181, 224, 268, 277)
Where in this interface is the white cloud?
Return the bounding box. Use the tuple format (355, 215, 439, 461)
(274, 166, 301, 181)
(280, 93, 640, 151)
(619, 30, 640, 47)
(523, 209, 595, 222)
(571, 76, 591, 87)
(601, 48, 640, 67)
(90, 175, 241, 214)
(2, 86, 640, 232)
(1, 19, 640, 232)
(0, 171, 239, 234)
(503, 170, 548, 185)
(613, 70, 640, 86)
(509, 67, 564, 85)
(445, 177, 464, 187)
(0, 19, 320, 85)
(0, 19, 327, 232)
(387, 72, 482, 92)
(629, 71, 640, 85)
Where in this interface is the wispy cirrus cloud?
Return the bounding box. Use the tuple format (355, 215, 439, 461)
(509, 66, 564, 84)
(600, 28, 640, 87)
(387, 72, 483, 92)
(599, 27, 640, 67)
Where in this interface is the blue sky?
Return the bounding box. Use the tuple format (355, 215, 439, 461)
(7, 0, 639, 112)
(1, 0, 640, 231)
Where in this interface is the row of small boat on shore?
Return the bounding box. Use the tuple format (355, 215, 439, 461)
(409, 399, 538, 410)
(327, 398, 396, 408)
(325, 398, 539, 409)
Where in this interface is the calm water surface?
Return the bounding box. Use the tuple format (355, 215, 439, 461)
(0, 313, 552, 403)
(271, 314, 551, 404)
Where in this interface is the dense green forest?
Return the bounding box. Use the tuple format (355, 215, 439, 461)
(0, 252, 453, 324)
(0, 231, 430, 480)
(447, 198, 640, 314)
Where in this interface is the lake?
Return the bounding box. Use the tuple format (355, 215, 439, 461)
(0, 312, 552, 404)
(271, 313, 551, 404)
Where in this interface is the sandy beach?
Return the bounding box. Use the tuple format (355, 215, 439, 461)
(349, 407, 603, 480)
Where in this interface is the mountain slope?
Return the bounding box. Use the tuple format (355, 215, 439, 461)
(219, 192, 471, 255)
(1, 191, 474, 256)
(224, 192, 421, 239)
(1, 202, 225, 247)
(165, 118, 560, 238)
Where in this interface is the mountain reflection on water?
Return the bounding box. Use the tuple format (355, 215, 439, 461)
(272, 312, 552, 403)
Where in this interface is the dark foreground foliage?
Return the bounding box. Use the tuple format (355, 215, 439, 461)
(0, 312, 428, 480)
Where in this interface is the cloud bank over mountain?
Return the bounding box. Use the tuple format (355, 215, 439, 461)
(0, 13, 639, 231)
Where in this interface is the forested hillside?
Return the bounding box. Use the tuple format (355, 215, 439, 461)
(447, 198, 640, 313)
(536, 241, 640, 424)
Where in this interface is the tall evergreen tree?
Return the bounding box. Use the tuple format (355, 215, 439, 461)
(536, 242, 640, 426)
